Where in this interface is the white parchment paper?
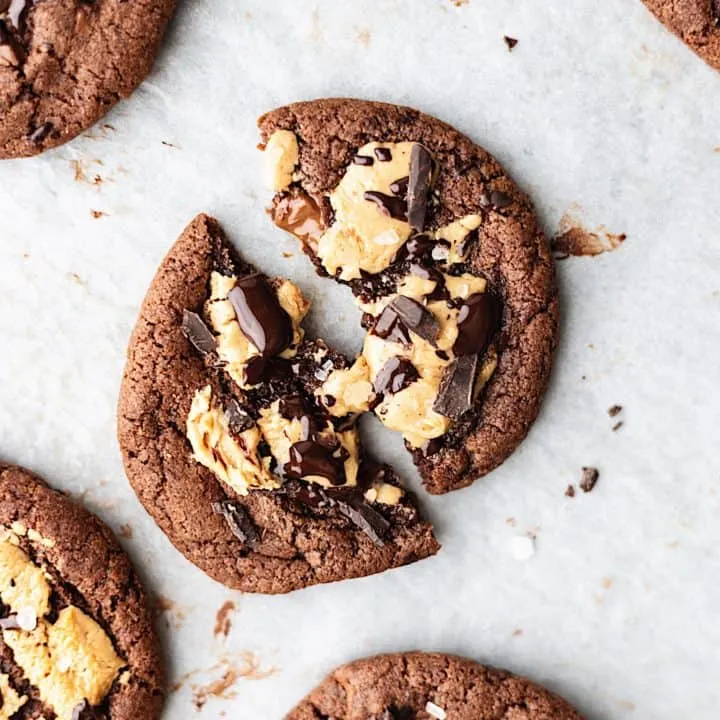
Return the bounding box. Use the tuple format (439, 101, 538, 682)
(1, 0, 720, 717)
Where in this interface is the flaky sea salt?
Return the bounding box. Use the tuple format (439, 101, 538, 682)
(425, 701, 447, 719)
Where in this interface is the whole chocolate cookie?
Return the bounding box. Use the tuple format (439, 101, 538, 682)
(0, 463, 164, 720)
(641, 0, 720, 71)
(259, 99, 559, 495)
(287, 652, 582, 719)
(117, 214, 439, 594)
(0, 0, 176, 159)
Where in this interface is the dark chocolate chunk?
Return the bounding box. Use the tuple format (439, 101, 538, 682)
(353, 154, 374, 166)
(433, 354, 479, 420)
(243, 356, 267, 386)
(389, 176, 409, 197)
(282, 479, 334, 510)
(504, 35, 519, 50)
(453, 292, 500, 356)
(579, 467, 599, 493)
(388, 295, 440, 346)
(419, 437, 443, 458)
(363, 191, 408, 221)
(373, 357, 419, 396)
(284, 441, 347, 486)
(374, 147, 393, 162)
(226, 399, 254, 435)
(391, 233, 433, 264)
(279, 395, 306, 419)
(182, 310, 217, 356)
(456, 227, 480, 259)
(212, 500, 261, 549)
(334, 495, 390, 548)
(0, 614, 20, 630)
(407, 144, 434, 232)
(28, 122, 54, 144)
(71, 701, 88, 720)
(228, 273, 293, 357)
(373, 305, 411, 345)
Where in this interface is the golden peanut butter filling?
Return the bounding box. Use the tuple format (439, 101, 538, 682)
(0, 531, 124, 720)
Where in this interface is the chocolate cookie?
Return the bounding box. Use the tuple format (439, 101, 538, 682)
(286, 652, 582, 719)
(0, 463, 164, 720)
(641, 0, 720, 71)
(117, 214, 439, 595)
(259, 99, 559, 495)
(0, 0, 176, 159)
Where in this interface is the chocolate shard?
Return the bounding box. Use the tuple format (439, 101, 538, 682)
(388, 295, 440, 346)
(579, 467, 599, 493)
(0, 614, 20, 630)
(373, 305, 411, 345)
(228, 273, 293, 358)
(407, 143, 435, 232)
(363, 190, 407, 221)
(212, 500, 261, 549)
(352, 154, 374, 166)
(334, 495, 390, 548)
(373, 357, 419, 396)
(70, 700, 88, 720)
(182, 310, 217, 356)
(225, 398, 254, 435)
(453, 292, 500, 356)
(284, 440, 347, 486)
(433, 354, 479, 420)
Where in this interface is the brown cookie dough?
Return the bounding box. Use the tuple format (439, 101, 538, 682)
(258, 99, 559, 495)
(286, 652, 582, 720)
(0, 0, 176, 159)
(117, 214, 439, 595)
(0, 463, 164, 720)
(641, 0, 720, 71)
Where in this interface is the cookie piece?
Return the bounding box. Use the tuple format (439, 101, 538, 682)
(287, 652, 582, 719)
(0, 463, 164, 720)
(641, 0, 720, 71)
(117, 214, 439, 595)
(0, 0, 176, 159)
(259, 99, 559, 495)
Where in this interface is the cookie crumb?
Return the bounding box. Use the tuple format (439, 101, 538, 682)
(580, 467, 599, 493)
(425, 701, 447, 719)
(608, 404, 623, 417)
(505, 517, 516, 527)
(512, 628, 523, 637)
(161, 140, 179, 149)
(356, 27, 371, 46)
(552, 210, 626, 259)
(510, 535, 535, 561)
(612, 421, 624, 432)
(450, 0, 469, 6)
(601, 577, 613, 590)
(90, 210, 107, 219)
(565, 484, 576, 498)
(504, 36, 518, 51)
(119, 523, 133, 539)
(214, 601, 236, 639)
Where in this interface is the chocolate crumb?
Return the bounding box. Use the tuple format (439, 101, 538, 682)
(182, 310, 217, 356)
(579, 467, 599, 493)
(504, 36, 518, 50)
(608, 404, 623, 417)
(612, 421, 624, 432)
(565, 485, 575, 498)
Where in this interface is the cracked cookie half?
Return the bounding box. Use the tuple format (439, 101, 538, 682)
(641, 0, 720, 71)
(259, 99, 559, 494)
(117, 214, 439, 595)
(0, 463, 164, 720)
(0, 0, 176, 158)
(286, 652, 582, 720)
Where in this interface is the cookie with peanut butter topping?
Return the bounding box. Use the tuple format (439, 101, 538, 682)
(118, 214, 439, 594)
(0, 464, 164, 720)
(259, 99, 559, 494)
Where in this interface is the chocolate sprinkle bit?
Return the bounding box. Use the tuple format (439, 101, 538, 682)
(182, 310, 217, 356)
(284, 440, 347, 486)
(579, 467, 599, 493)
(433, 354, 479, 420)
(374, 147, 392, 162)
(363, 190, 408, 221)
(504, 35, 519, 50)
(453, 293, 500, 356)
(407, 143, 434, 232)
(228, 273, 293, 357)
(353, 154, 374, 166)
(226, 399, 254, 435)
(212, 501, 261, 549)
(388, 296, 440, 346)
(373, 357, 419, 396)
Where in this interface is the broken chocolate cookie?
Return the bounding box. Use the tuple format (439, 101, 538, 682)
(0, 464, 164, 720)
(286, 652, 582, 719)
(259, 99, 559, 494)
(118, 214, 439, 594)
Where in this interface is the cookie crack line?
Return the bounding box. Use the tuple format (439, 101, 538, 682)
(258, 99, 559, 495)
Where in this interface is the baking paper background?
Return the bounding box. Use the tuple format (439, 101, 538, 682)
(1, 0, 720, 717)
